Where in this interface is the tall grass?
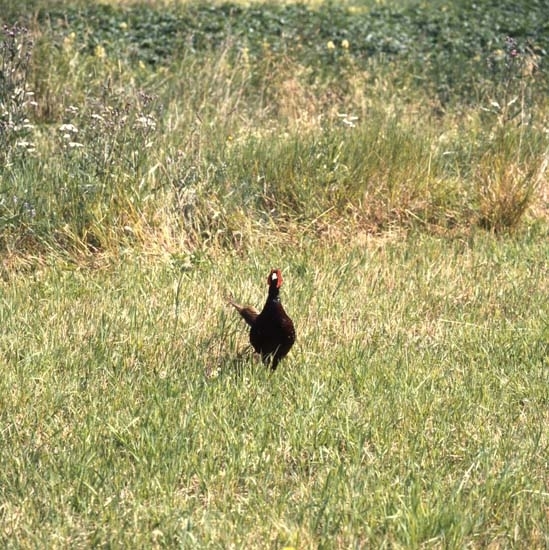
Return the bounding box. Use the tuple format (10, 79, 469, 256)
(1, 2, 548, 258)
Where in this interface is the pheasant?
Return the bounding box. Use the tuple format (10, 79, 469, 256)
(230, 268, 296, 370)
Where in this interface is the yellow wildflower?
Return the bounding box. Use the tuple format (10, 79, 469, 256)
(94, 45, 106, 59)
(63, 32, 76, 50)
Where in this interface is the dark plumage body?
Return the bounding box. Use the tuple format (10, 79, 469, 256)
(230, 269, 296, 370)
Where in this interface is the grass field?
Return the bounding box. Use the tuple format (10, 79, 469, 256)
(2, 231, 549, 547)
(1, 0, 549, 547)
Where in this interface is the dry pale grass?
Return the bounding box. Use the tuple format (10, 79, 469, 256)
(476, 144, 549, 231)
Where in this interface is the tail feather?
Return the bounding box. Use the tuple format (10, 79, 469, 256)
(228, 299, 259, 327)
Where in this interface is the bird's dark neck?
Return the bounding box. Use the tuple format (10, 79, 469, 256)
(267, 286, 280, 303)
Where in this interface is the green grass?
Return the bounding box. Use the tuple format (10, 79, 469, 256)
(1, 231, 549, 547)
(1, 0, 549, 546)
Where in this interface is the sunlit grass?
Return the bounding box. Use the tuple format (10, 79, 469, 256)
(1, 231, 549, 546)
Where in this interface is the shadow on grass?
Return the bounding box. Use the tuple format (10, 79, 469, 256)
(203, 344, 268, 380)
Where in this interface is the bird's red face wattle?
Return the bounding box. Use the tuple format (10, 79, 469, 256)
(267, 268, 283, 289)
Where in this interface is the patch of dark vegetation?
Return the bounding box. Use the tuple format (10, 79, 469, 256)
(1, 0, 545, 104)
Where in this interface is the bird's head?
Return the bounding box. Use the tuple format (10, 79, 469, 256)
(267, 268, 283, 289)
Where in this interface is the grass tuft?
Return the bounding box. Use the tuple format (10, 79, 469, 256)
(475, 130, 548, 232)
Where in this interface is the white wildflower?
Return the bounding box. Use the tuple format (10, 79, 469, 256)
(337, 112, 359, 128)
(16, 139, 34, 149)
(59, 123, 78, 133)
(135, 115, 156, 130)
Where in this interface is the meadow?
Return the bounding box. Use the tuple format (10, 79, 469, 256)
(1, 0, 549, 547)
